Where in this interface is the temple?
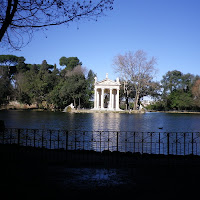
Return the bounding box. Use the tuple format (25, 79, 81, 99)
(93, 73, 121, 111)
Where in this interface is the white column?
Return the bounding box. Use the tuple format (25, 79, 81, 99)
(94, 88, 97, 109)
(110, 89, 113, 110)
(113, 90, 116, 109)
(112, 90, 114, 109)
(97, 89, 99, 109)
(101, 88, 104, 109)
(116, 88, 120, 110)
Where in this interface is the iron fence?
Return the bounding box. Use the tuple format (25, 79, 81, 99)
(1, 128, 200, 155)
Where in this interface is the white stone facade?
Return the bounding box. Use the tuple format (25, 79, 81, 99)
(93, 73, 121, 111)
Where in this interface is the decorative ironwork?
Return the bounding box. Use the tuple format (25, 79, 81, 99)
(1, 128, 200, 156)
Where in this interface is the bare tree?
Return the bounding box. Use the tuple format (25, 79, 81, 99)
(0, 0, 114, 50)
(113, 50, 157, 110)
(65, 65, 87, 77)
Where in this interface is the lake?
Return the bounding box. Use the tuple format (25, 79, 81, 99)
(0, 110, 200, 132)
(1, 110, 200, 155)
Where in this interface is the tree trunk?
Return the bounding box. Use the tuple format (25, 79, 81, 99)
(73, 99, 76, 108)
(134, 91, 140, 110)
(78, 97, 81, 109)
(0, 0, 18, 42)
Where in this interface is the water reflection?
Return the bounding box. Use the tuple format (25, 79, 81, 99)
(92, 113, 120, 131)
(1, 110, 200, 154)
(1, 110, 200, 132)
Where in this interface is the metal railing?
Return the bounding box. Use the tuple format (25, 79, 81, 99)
(1, 128, 200, 155)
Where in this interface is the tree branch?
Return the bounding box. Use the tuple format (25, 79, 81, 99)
(0, 0, 18, 42)
(0, 0, 114, 49)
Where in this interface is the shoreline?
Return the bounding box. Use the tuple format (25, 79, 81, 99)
(148, 110, 200, 114)
(69, 109, 146, 114)
(1, 107, 200, 114)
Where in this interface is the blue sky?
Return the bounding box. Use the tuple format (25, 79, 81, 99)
(1, 0, 200, 81)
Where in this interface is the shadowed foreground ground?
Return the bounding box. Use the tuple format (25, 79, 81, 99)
(1, 144, 200, 198)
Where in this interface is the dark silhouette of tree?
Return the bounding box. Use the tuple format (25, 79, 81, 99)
(0, 0, 114, 50)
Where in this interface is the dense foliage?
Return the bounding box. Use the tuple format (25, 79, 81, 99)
(148, 70, 200, 111)
(0, 55, 96, 109)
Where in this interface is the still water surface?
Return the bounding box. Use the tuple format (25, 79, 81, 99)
(0, 110, 200, 132)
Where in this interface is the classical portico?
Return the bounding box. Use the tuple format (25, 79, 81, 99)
(93, 73, 121, 111)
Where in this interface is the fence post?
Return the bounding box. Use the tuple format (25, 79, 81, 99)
(125, 132, 127, 152)
(158, 132, 160, 154)
(176, 132, 178, 155)
(167, 133, 170, 155)
(142, 132, 144, 154)
(18, 129, 21, 145)
(150, 132, 153, 154)
(66, 131, 68, 150)
(58, 131, 60, 149)
(100, 131, 101, 152)
(49, 130, 52, 149)
(0, 121, 5, 144)
(184, 132, 186, 156)
(33, 129, 36, 147)
(192, 132, 194, 155)
(133, 132, 135, 153)
(117, 132, 119, 152)
(41, 130, 44, 148)
(108, 131, 109, 151)
(26, 131, 28, 146)
(75, 131, 77, 150)
(2, 129, 5, 144)
(83, 131, 85, 150)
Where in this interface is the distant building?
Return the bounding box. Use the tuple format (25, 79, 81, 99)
(141, 98, 153, 107)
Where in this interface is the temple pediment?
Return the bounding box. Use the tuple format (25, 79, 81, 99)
(95, 73, 120, 86)
(96, 79, 120, 86)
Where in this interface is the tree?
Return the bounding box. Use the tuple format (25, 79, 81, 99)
(0, 55, 19, 77)
(33, 60, 58, 105)
(145, 81, 162, 100)
(16, 56, 28, 72)
(85, 69, 96, 107)
(181, 73, 196, 92)
(167, 90, 193, 110)
(62, 74, 87, 108)
(47, 83, 64, 109)
(15, 69, 37, 104)
(0, 55, 18, 66)
(14, 60, 59, 106)
(0, 55, 22, 104)
(62, 65, 87, 108)
(60, 57, 82, 71)
(0, 54, 97, 109)
(0, 66, 13, 104)
(161, 70, 183, 94)
(161, 70, 195, 94)
(158, 70, 199, 111)
(47, 64, 90, 109)
(192, 79, 200, 107)
(0, 0, 114, 50)
(86, 69, 96, 98)
(113, 50, 157, 110)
